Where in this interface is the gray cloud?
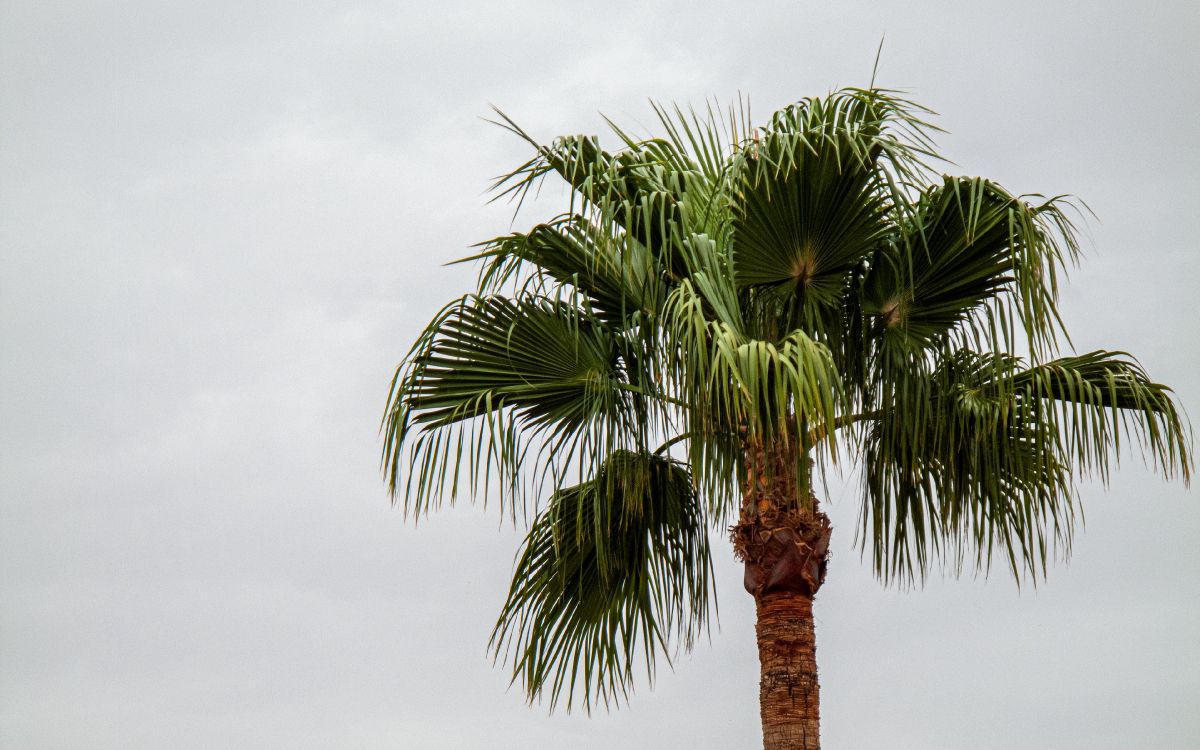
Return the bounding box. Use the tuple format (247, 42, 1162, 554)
(2, 1, 1196, 748)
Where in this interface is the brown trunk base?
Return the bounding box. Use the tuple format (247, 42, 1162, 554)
(732, 509, 831, 600)
(733, 509, 830, 750)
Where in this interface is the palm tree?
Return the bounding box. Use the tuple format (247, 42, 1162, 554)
(382, 88, 1191, 750)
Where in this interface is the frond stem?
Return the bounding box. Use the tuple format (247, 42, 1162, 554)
(653, 432, 693, 456)
(614, 382, 692, 411)
(806, 411, 882, 444)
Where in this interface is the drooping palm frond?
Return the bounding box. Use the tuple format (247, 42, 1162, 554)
(859, 348, 1190, 583)
(659, 278, 846, 518)
(490, 450, 713, 712)
(862, 350, 1073, 582)
(1001, 351, 1191, 482)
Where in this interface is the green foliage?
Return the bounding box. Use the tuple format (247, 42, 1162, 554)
(383, 87, 1192, 709)
(491, 451, 712, 712)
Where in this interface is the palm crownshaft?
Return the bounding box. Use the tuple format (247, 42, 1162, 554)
(383, 88, 1191, 748)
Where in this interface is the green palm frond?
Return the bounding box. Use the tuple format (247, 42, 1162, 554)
(647, 98, 752, 185)
(665, 280, 842, 437)
(732, 103, 885, 301)
(863, 350, 1071, 581)
(860, 348, 1190, 583)
(383, 293, 648, 517)
(464, 216, 666, 325)
(489, 116, 700, 281)
(861, 177, 1080, 358)
(1001, 351, 1191, 481)
(490, 450, 713, 712)
(662, 279, 844, 512)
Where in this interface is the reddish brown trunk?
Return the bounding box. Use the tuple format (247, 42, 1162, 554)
(731, 437, 830, 750)
(756, 593, 820, 750)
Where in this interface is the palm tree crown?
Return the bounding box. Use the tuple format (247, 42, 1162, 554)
(382, 88, 1191, 720)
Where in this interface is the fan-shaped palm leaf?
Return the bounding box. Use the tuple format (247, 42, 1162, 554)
(383, 294, 645, 517)
(861, 176, 1080, 357)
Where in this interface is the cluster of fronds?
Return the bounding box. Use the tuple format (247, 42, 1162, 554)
(382, 88, 1192, 711)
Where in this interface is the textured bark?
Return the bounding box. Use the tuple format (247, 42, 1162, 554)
(731, 437, 829, 750)
(756, 593, 820, 750)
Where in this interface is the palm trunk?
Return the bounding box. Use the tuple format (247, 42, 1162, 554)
(756, 592, 820, 749)
(732, 438, 831, 750)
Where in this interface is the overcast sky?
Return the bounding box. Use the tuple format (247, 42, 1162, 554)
(1, 1, 1197, 748)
